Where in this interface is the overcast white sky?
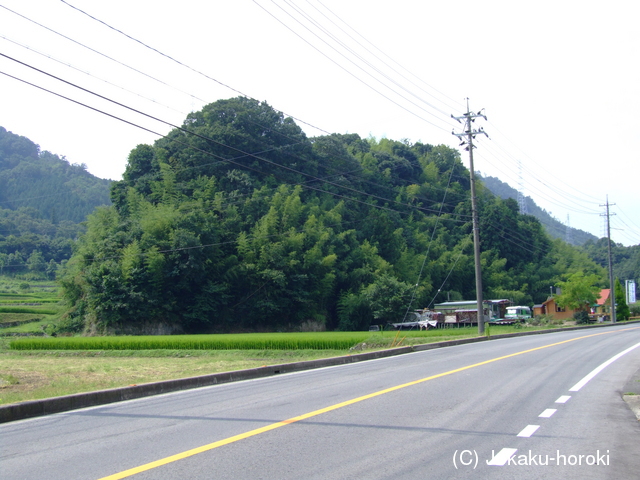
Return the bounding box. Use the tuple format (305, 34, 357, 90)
(0, 0, 638, 246)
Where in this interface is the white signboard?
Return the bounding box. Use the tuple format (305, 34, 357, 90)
(626, 280, 636, 304)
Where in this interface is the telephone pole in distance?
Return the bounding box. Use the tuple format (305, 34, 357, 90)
(601, 196, 617, 323)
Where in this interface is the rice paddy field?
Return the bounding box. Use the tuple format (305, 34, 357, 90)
(1, 278, 637, 407)
(9, 332, 373, 351)
(0, 325, 540, 406)
(0, 285, 62, 336)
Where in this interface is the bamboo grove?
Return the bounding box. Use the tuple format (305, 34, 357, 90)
(59, 97, 607, 334)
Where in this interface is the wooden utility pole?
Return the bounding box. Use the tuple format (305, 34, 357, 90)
(452, 100, 488, 334)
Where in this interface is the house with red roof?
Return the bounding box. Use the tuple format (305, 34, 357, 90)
(591, 288, 612, 319)
(533, 288, 610, 321)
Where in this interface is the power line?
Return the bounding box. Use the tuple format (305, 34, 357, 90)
(253, 0, 453, 133)
(0, 4, 207, 105)
(5, 3, 619, 250)
(57, 0, 331, 136)
(0, 33, 188, 118)
(5, 1, 633, 250)
(314, 0, 465, 113)
(0, 63, 474, 228)
(2, 71, 543, 257)
(278, 0, 454, 119)
(56, 0, 475, 214)
(1, 52, 565, 257)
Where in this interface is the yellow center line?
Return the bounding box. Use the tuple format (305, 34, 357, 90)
(98, 327, 639, 479)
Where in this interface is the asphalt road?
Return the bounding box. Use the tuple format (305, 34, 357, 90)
(2, 324, 640, 480)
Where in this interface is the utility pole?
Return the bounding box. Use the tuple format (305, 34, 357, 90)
(601, 196, 616, 323)
(452, 99, 488, 334)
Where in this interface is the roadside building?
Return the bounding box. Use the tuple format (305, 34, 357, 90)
(533, 296, 574, 321)
(534, 289, 610, 321)
(433, 299, 511, 324)
(591, 289, 612, 320)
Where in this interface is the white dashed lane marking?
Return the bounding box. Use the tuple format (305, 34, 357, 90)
(489, 340, 640, 467)
(517, 425, 540, 437)
(486, 448, 518, 466)
(539, 408, 557, 418)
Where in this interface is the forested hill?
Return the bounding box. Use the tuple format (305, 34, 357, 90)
(480, 175, 598, 246)
(60, 97, 606, 335)
(479, 175, 639, 283)
(0, 126, 111, 223)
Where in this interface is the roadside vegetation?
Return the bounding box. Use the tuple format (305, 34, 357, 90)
(1, 117, 638, 409)
(5, 315, 635, 406)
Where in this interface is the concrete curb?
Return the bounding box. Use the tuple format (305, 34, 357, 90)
(623, 395, 640, 421)
(621, 361, 640, 421)
(2, 320, 638, 424)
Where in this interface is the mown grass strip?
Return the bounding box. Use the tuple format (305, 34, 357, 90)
(10, 332, 371, 351)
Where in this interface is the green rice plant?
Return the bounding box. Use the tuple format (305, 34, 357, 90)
(0, 299, 59, 304)
(0, 307, 58, 315)
(0, 313, 45, 325)
(10, 332, 371, 351)
(1, 318, 53, 334)
(0, 293, 36, 298)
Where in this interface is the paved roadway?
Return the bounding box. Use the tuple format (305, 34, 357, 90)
(2, 324, 640, 480)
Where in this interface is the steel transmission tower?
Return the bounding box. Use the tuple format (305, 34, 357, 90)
(565, 214, 573, 245)
(517, 160, 528, 215)
(452, 100, 488, 334)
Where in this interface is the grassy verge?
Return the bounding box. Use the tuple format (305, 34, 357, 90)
(0, 348, 351, 405)
(0, 324, 562, 406)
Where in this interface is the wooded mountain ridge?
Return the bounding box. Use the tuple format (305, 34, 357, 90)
(0, 126, 111, 222)
(0, 126, 111, 277)
(481, 175, 639, 285)
(479, 175, 598, 246)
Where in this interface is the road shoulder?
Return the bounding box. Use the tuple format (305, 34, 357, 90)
(622, 367, 640, 421)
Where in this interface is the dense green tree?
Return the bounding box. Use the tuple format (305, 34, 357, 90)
(363, 274, 413, 324)
(581, 239, 639, 288)
(57, 97, 611, 333)
(555, 271, 603, 312)
(614, 278, 631, 320)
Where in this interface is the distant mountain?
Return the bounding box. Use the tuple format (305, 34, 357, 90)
(0, 126, 111, 223)
(479, 174, 598, 246)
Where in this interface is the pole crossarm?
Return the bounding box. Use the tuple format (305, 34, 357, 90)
(451, 111, 488, 151)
